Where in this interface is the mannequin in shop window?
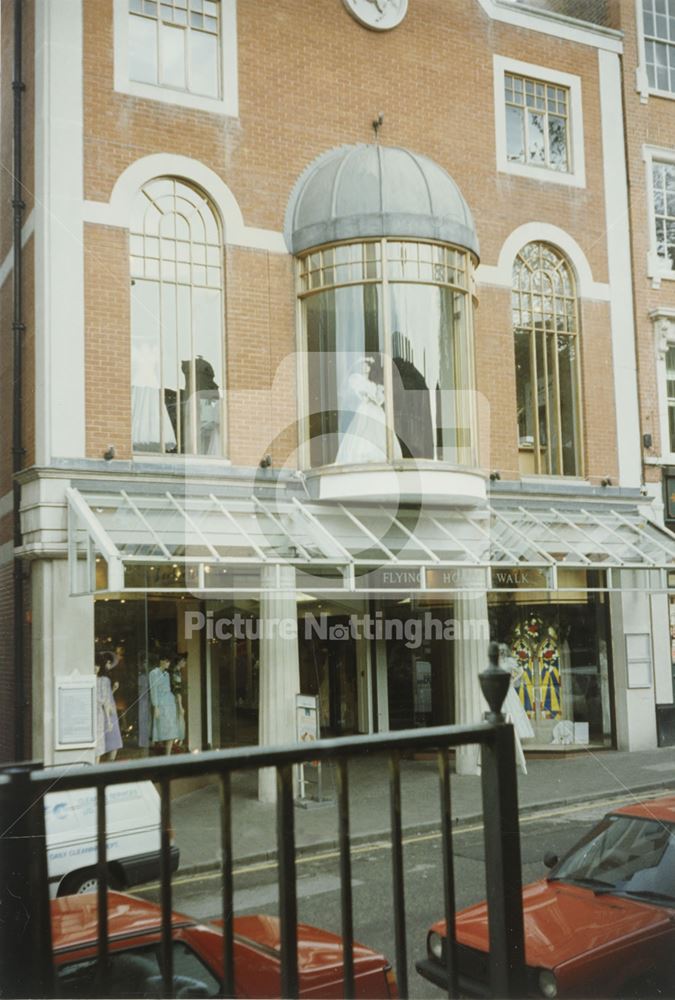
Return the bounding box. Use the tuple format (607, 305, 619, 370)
(95, 651, 123, 762)
(149, 651, 182, 754)
(170, 651, 187, 749)
(180, 356, 221, 455)
(498, 643, 534, 774)
(335, 355, 402, 464)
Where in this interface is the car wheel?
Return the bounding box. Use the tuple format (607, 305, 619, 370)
(59, 867, 121, 896)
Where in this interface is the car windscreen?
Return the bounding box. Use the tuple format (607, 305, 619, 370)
(56, 940, 220, 998)
(552, 814, 675, 903)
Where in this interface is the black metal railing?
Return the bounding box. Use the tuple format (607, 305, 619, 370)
(0, 648, 526, 1000)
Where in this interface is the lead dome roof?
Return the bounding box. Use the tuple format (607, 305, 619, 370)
(284, 144, 479, 258)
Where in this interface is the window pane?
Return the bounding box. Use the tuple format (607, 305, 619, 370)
(160, 21, 186, 88)
(306, 285, 383, 467)
(548, 115, 568, 171)
(536, 331, 550, 470)
(388, 284, 471, 462)
(161, 282, 179, 451)
(191, 288, 223, 455)
(557, 335, 579, 476)
(545, 333, 560, 472)
(176, 283, 191, 453)
(189, 29, 219, 96)
(527, 112, 545, 164)
(131, 280, 176, 452)
(515, 330, 534, 446)
(129, 14, 158, 84)
(506, 105, 525, 162)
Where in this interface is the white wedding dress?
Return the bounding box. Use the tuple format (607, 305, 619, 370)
(335, 371, 402, 464)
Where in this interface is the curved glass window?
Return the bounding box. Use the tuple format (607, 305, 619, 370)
(299, 240, 476, 468)
(513, 242, 581, 477)
(130, 178, 225, 456)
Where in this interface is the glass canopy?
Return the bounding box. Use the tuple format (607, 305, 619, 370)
(66, 487, 675, 596)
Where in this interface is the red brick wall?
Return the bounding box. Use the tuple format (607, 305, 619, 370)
(618, 1, 675, 483)
(79, 0, 617, 480)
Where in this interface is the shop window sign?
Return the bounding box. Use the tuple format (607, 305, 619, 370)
(491, 566, 550, 590)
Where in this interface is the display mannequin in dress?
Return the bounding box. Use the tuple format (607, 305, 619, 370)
(170, 651, 187, 748)
(335, 356, 402, 464)
(498, 643, 534, 774)
(95, 652, 123, 762)
(149, 652, 181, 754)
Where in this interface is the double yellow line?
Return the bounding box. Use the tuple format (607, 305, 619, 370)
(143, 787, 669, 890)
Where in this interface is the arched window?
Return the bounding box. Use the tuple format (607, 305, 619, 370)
(513, 242, 582, 477)
(129, 178, 225, 456)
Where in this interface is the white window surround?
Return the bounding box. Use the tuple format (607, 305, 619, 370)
(493, 55, 586, 188)
(652, 307, 675, 464)
(475, 221, 609, 301)
(113, 0, 238, 116)
(82, 153, 287, 254)
(635, 0, 675, 103)
(475, 0, 622, 52)
(643, 144, 675, 286)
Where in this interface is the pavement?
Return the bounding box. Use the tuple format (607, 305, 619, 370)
(171, 745, 675, 876)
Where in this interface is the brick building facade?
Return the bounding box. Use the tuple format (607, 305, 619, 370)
(1, 0, 673, 781)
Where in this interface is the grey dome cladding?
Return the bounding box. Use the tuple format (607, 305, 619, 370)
(284, 144, 479, 258)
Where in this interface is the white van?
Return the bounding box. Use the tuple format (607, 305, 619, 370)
(44, 780, 179, 897)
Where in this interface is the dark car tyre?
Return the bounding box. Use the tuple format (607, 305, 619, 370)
(59, 866, 122, 896)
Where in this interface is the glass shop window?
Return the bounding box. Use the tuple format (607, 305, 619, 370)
(94, 597, 190, 758)
(489, 578, 613, 748)
(299, 240, 476, 469)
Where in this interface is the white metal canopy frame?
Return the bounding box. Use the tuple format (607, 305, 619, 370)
(65, 486, 675, 597)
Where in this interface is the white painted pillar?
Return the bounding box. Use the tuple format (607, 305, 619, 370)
(454, 591, 489, 776)
(258, 565, 300, 802)
(610, 572, 658, 750)
(32, 559, 95, 766)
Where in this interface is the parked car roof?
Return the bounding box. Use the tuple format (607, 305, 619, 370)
(612, 795, 675, 823)
(52, 892, 192, 951)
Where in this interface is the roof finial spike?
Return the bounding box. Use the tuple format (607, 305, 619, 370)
(372, 111, 384, 142)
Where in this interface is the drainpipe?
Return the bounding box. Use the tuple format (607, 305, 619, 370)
(12, 0, 26, 760)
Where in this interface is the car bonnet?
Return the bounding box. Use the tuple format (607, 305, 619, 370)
(452, 879, 673, 969)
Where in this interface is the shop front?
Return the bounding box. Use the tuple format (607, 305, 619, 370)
(66, 486, 675, 767)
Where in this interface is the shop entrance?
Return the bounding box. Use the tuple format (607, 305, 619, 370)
(206, 602, 259, 748)
(382, 601, 454, 730)
(299, 605, 359, 736)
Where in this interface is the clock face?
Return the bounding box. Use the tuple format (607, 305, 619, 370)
(342, 0, 408, 31)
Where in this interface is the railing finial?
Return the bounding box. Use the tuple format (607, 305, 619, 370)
(479, 640, 510, 723)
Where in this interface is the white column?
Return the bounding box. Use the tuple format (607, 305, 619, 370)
(258, 565, 300, 803)
(599, 49, 641, 488)
(454, 591, 490, 776)
(32, 559, 95, 765)
(34, 1, 86, 463)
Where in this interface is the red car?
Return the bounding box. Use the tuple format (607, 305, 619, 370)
(417, 795, 675, 999)
(52, 891, 397, 999)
